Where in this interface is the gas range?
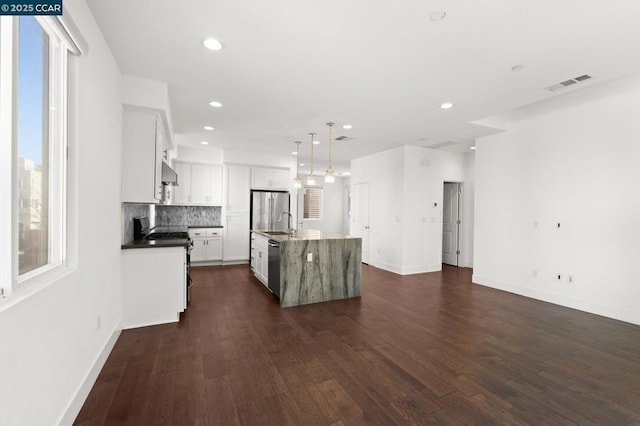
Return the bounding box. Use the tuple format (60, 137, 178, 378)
(145, 231, 189, 240)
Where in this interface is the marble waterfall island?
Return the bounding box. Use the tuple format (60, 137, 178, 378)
(253, 229, 362, 308)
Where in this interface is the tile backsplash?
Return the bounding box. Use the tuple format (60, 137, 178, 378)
(155, 205, 221, 227)
(122, 203, 151, 244)
(122, 204, 222, 243)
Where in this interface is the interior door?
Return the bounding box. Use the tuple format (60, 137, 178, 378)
(442, 182, 460, 266)
(351, 183, 370, 264)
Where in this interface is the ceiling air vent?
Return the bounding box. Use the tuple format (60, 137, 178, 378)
(334, 135, 353, 141)
(545, 74, 594, 92)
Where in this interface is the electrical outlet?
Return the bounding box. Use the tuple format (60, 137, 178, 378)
(96, 315, 101, 331)
(307, 253, 313, 262)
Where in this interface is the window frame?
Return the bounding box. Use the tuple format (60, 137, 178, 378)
(303, 186, 323, 221)
(0, 15, 70, 302)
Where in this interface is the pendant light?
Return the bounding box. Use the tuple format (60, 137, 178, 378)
(307, 132, 317, 186)
(293, 141, 302, 188)
(325, 122, 335, 183)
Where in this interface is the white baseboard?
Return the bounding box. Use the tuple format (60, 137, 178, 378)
(58, 326, 122, 426)
(400, 264, 441, 275)
(369, 259, 403, 274)
(222, 260, 249, 266)
(367, 260, 442, 276)
(191, 260, 223, 267)
(472, 274, 640, 326)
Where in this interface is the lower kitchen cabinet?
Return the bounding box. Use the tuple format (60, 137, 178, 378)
(251, 232, 269, 286)
(224, 214, 249, 262)
(122, 247, 186, 329)
(189, 228, 223, 262)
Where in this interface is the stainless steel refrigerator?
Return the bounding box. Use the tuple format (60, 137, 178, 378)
(250, 191, 290, 231)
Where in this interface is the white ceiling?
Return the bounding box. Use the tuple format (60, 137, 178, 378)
(86, 0, 640, 168)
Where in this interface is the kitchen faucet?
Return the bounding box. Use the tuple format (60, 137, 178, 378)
(278, 211, 295, 234)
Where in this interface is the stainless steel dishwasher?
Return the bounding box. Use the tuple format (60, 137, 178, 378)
(268, 240, 281, 299)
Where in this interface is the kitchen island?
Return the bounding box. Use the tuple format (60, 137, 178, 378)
(252, 229, 362, 308)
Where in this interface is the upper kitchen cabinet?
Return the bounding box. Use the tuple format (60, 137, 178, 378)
(251, 167, 290, 191)
(173, 162, 191, 204)
(191, 164, 223, 205)
(122, 109, 164, 203)
(225, 165, 250, 212)
(121, 75, 176, 203)
(173, 162, 223, 205)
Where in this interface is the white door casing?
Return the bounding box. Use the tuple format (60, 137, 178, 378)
(351, 183, 370, 264)
(442, 182, 461, 266)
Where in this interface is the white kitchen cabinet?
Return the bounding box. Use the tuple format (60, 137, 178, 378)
(122, 109, 164, 203)
(173, 162, 191, 204)
(122, 247, 186, 329)
(223, 165, 250, 263)
(251, 167, 290, 190)
(251, 232, 269, 286)
(189, 228, 223, 262)
(224, 214, 249, 262)
(225, 165, 250, 212)
(191, 164, 223, 205)
(171, 162, 222, 205)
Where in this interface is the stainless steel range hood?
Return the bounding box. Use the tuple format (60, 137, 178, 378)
(161, 161, 179, 185)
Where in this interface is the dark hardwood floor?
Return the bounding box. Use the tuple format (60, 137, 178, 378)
(76, 264, 640, 425)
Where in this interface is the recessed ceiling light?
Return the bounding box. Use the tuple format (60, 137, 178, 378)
(511, 64, 525, 72)
(209, 101, 222, 108)
(203, 126, 214, 131)
(343, 124, 353, 130)
(313, 140, 320, 145)
(203, 38, 223, 51)
(470, 146, 476, 150)
(200, 141, 209, 145)
(440, 102, 454, 109)
(342, 172, 351, 176)
(430, 11, 446, 22)
(299, 163, 305, 166)
(292, 151, 298, 155)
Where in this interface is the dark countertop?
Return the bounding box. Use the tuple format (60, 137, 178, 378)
(121, 238, 189, 249)
(188, 225, 223, 229)
(152, 226, 189, 233)
(122, 225, 190, 249)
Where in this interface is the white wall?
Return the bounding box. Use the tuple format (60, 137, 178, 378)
(0, 1, 124, 424)
(473, 73, 640, 326)
(462, 153, 475, 268)
(351, 146, 405, 272)
(350, 145, 469, 275)
(176, 145, 223, 164)
(401, 146, 468, 274)
(297, 177, 346, 233)
(223, 148, 291, 168)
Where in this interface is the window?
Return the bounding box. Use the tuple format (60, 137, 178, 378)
(0, 15, 74, 298)
(303, 187, 322, 220)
